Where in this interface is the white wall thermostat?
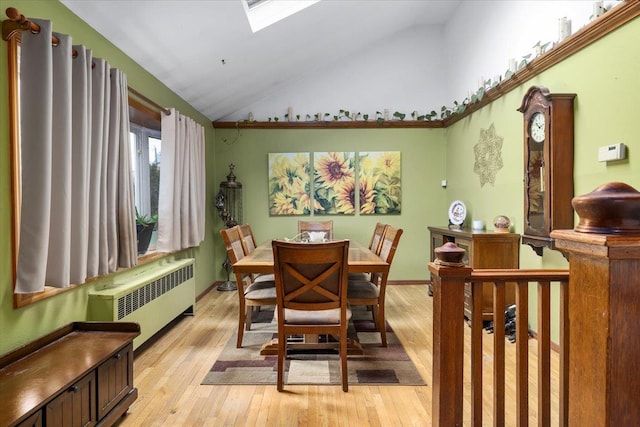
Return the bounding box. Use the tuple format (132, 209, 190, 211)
(598, 143, 626, 162)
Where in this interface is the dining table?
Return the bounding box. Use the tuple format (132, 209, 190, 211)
(232, 239, 389, 275)
(232, 239, 389, 355)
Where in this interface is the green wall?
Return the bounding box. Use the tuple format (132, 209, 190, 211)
(213, 17, 639, 340)
(446, 20, 639, 262)
(0, 0, 217, 354)
(445, 17, 640, 334)
(213, 128, 447, 282)
(2, 1, 637, 354)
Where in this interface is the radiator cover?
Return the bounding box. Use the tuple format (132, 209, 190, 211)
(88, 258, 195, 349)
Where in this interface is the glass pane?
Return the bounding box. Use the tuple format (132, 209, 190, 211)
(130, 131, 139, 209)
(148, 136, 161, 219)
(527, 148, 545, 230)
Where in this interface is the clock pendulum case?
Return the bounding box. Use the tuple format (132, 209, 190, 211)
(517, 85, 576, 256)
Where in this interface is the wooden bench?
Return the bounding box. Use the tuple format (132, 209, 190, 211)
(0, 322, 140, 427)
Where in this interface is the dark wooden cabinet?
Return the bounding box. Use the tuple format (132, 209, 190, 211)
(428, 226, 520, 320)
(96, 344, 134, 421)
(15, 411, 42, 427)
(45, 372, 96, 427)
(0, 322, 140, 427)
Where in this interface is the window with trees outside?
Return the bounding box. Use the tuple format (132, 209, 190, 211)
(129, 112, 161, 254)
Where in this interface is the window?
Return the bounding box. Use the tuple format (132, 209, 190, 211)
(129, 101, 162, 254)
(241, 0, 320, 32)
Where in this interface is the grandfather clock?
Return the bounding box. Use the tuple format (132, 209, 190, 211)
(517, 85, 575, 255)
(215, 164, 243, 291)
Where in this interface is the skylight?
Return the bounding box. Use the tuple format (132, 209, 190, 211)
(242, 0, 320, 33)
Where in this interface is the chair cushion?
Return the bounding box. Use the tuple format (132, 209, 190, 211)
(347, 272, 369, 281)
(347, 280, 379, 299)
(307, 231, 327, 242)
(245, 280, 276, 300)
(254, 273, 275, 282)
(284, 307, 352, 325)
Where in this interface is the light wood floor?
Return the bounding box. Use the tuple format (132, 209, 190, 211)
(116, 284, 558, 427)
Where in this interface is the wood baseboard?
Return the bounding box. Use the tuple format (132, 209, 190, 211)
(197, 282, 224, 301)
(528, 329, 561, 353)
(387, 280, 430, 286)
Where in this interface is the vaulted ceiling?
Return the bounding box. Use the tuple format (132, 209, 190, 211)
(60, 0, 461, 121)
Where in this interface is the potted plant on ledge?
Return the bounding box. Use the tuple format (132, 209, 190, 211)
(136, 208, 157, 255)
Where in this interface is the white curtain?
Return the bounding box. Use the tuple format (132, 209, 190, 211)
(157, 109, 206, 252)
(69, 44, 91, 284)
(15, 20, 136, 294)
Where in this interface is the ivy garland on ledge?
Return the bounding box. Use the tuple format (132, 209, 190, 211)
(212, 2, 637, 129)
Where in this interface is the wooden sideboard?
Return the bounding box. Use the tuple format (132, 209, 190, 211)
(0, 322, 140, 427)
(428, 226, 520, 320)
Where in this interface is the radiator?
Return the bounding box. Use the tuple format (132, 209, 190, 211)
(88, 258, 195, 349)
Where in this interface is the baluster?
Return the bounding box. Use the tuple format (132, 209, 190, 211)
(470, 279, 483, 426)
(559, 279, 569, 427)
(537, 280, 551, 427)
(493, 280, 506, 426)
(515, 280, 529, 427)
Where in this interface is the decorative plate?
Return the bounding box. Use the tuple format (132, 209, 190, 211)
(448, 200, 467, 226)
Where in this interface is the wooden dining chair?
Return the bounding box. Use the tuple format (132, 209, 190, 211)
(238, 223, 258, 254)
(297, 220, 333, 240)
(369, 222, 388, 254)
(220, 226, 276, 348)
(272, 239, 351, 392)
(347, 225, 403, 347)
(349, 222, 387, 281)
(238, 223, 275, 282)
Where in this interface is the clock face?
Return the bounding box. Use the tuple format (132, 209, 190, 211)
(530, 112, 546, 143)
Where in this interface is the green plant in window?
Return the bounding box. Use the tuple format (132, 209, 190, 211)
(135, 208, 157, 255)
(135, 208, 157, 227)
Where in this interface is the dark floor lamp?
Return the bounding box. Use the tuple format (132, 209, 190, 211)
(215, 164, 243, 291)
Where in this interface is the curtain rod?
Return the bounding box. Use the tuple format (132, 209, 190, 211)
(3, 7, 78, 56)
(128, 86, 171, 116)
(4, 7, 171, 117)
(3, 7, 48, 41)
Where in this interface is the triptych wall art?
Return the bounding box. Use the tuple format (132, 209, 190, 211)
(268, 151, 401, 216)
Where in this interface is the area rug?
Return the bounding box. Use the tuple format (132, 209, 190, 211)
(202, 306, 427, 386)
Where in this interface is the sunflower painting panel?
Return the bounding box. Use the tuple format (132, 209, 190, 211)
(313, 152, 356, 215)
(358, 151, 401, 215)
(268, 152, 311, 216)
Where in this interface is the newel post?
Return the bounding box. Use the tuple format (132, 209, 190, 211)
(551, 182, 640, 426)
(428, 242, 472, 427)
